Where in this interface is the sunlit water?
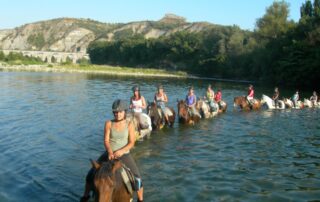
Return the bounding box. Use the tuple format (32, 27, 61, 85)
(0, 71, 319, 202)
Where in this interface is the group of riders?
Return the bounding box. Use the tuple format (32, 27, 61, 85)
(80, 84, 225, 202)
(246, 84, 319, 108)
(80, 84, 318, 201)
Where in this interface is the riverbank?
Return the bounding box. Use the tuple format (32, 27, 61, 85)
(0, 63, 189, 78)
(0, 63, 254, 83)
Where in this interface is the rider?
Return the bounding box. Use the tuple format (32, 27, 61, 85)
(154, 84, 169, 123)
(247, 84, 255, 106)
(205, 84, 216, 111)
(272, 87, 280, 108)
(215, 89, 222, 108)
(185, 86, 200, 117)
(130, 86, 146, 113)
(80, 99, 144, 202)
(292, 90, 299, 108)
(310, 91, 318, 106)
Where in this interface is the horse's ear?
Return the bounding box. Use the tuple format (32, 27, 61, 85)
(91, 159, 101, 170)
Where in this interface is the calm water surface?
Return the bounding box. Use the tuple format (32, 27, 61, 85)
(0, 71, 319, 202)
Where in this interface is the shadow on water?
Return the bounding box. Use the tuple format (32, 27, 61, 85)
(0, 72, 319, 201)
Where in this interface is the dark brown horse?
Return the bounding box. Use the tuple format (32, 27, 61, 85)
(233, 96, 261, 111)
(147, 102, 175, 130)
(177, 100, 201, 124)
(91, 160, 132, 202)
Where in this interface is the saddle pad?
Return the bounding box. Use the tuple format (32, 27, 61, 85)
(164, 107, 173, 116)
(120, 167, 135, 194)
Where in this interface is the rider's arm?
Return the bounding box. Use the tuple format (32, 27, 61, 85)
(104, 121, 114, 160)
(141, 96, 146, 109)
(114, 122, 135, 158)
(191, 95, 196, 107)
(164, 93, 168, 103)
(129, 98, 133, 109)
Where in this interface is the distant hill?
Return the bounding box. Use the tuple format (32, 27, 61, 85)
(0, 14, 219, 53)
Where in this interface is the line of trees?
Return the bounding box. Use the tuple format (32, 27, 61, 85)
(0, 51, 44, 65)
(88, 0, 320, 89)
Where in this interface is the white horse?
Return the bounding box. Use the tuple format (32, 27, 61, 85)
(283, 98, 293, 108)
(305, 98, 320, 108)
(261, 94, 285, 109)
(196, 99, 218, 118)
(127, 112, 152, 140)
(304, 98, 313, 108)
(283, 98, 304, 109)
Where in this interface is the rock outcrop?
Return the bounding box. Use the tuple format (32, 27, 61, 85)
(0, 14, 215, 53)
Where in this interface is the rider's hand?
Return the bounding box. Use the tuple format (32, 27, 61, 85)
(108, 152, 115, 160)
(114, 150, 124, 158)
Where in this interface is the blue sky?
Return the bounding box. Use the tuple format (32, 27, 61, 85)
(0, 0, 306, 30)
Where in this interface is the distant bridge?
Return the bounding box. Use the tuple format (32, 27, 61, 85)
(1, 49, 90, 64)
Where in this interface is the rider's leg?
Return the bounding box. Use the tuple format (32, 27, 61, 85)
(120, 154, 143, 202)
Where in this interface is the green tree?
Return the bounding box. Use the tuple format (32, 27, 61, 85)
(255, 1, 293, 39)
(0, 51, 5, 60)
(314, 0, 320, 18)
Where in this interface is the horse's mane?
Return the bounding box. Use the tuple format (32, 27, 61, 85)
(95, 160, 120, 179)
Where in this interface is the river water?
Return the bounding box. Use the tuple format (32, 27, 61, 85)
(0, 71, 319, 202)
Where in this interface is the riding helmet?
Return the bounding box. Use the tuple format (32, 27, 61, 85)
(112, 99, 128, 112)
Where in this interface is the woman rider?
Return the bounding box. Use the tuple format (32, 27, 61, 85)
(205, 84, 215, 111)
(292, 90, 299, 108)
(185, 86, 201, 118)
(272, 87, 280, 108)
(247, 84, 255, 105)
(310, 91, 318, 106)
(80, 99, 144, 202)
(130, 86, 146, 113)
(215, 89, 222, 108)
(154, 84, 169, 123)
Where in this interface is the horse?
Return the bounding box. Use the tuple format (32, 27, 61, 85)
(196, 99, 218, 118)
(261, 94, 285, 109)
(304, 98, 313, 108)
(147, 102, 175, 130)
(177, 100, 201, 124)
(126, 112, 152, 139)
(217, 100, 227, 113)
(283, 98, 304, 109)
(233, 96, 261, 111)
(91, 159, 132, 202)
(283, 98, 293, 108)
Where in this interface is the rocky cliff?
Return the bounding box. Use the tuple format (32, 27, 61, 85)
(0, 14, 215, 53)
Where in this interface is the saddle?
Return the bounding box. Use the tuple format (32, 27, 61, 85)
(119, 165, 141, 194)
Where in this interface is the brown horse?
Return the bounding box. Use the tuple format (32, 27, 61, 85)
(91, 160, 132, 202)
(233, 96, 261, 111)
(177, 100, 201, 124)
(147, 102, 175, 130)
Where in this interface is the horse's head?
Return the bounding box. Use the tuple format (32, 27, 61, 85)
(147, 102, 162, 130)
(233, 96, 246, 108)
(177, 100, 189, 122)
(91, 160, 123, 202)
(196, 99, 209, 118)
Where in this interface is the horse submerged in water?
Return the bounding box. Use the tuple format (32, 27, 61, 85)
(196, 99, 218, 118)
(147, 102, 175, 130)
(233, 96, 261, 111)
(261, 94, 285, 109)
(177, 100, 201, 124)
(91, 159, 132, 202)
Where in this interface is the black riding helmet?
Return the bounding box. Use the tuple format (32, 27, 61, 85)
(112, 99, 128, 112)
(132, 86, 140, 92)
